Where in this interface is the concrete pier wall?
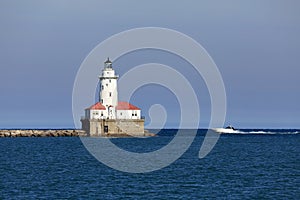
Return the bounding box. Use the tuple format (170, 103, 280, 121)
(81, 119, 145, 136)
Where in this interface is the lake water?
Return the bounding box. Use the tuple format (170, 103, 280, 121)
(0, 129, 299, 199)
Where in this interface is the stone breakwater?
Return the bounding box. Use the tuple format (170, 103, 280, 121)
(0, 130, 156, 137)
(0, 130, 87, 137)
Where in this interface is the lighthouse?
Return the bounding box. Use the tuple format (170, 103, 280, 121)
(81, 58, 145, 136)
(99, 58, 118, 119)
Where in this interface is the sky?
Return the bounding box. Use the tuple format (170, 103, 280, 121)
(0, 0, 299, 129)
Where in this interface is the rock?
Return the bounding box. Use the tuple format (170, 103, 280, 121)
(50, 131, 58, 137)
(10, 130, 20, 137)
(144, 132, 157, 137)
(63, 131, 72, 137)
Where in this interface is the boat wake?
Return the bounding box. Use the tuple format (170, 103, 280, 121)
(246, 130, 299, 135)
(212, 129, 299, 135)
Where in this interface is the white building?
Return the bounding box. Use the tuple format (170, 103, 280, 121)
(85, 102, 107, 120)
(86, 101, 141, 120)
(116, 101, 141, 119)
(81, 58, 144, 136)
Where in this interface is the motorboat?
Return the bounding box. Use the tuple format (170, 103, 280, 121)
(212, 125, 239, 134)
(225, 125, 235, 130)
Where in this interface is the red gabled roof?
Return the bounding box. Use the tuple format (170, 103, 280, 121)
(86, 102, 106, 110)
(86, 101, 140, 110)
(116, 101, 140, 110)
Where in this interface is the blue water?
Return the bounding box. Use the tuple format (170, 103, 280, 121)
(0, 129, 299, 199)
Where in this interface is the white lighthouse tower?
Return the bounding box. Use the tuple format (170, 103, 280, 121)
(99, 58, 119, 119)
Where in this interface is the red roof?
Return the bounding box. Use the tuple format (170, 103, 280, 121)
(86, 102, 106, 110)
(116, 101, 140, 110)
(86, 101, 140, 110)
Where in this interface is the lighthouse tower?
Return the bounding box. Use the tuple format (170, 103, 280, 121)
(99, 58, 119, 119)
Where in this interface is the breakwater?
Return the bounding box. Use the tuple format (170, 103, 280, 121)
(0, 129, 156, 137)
(0, 129, 87, 137)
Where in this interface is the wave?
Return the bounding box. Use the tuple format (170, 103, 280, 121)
(248, 131, 275, 134)
(220, 130, 299, 135)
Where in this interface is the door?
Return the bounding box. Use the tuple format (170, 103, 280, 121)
(104, 125, 108, 133)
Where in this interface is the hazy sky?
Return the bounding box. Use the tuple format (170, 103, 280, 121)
(0, 0, 299, 128)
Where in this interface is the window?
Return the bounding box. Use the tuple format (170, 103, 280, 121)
(106, 84, 108, 87)
(109, 80, 111, 83)
(120, 112, 122, 116)
(101, 99, 103, 103)
(132, 113, 134, 116)
(135, 113, 137, 116)
(101, 112, 103, 116)
(101, 85, 104, 90)
(109, 92, 112, 97)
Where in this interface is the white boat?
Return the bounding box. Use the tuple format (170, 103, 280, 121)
(212, 125, 239, 134)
